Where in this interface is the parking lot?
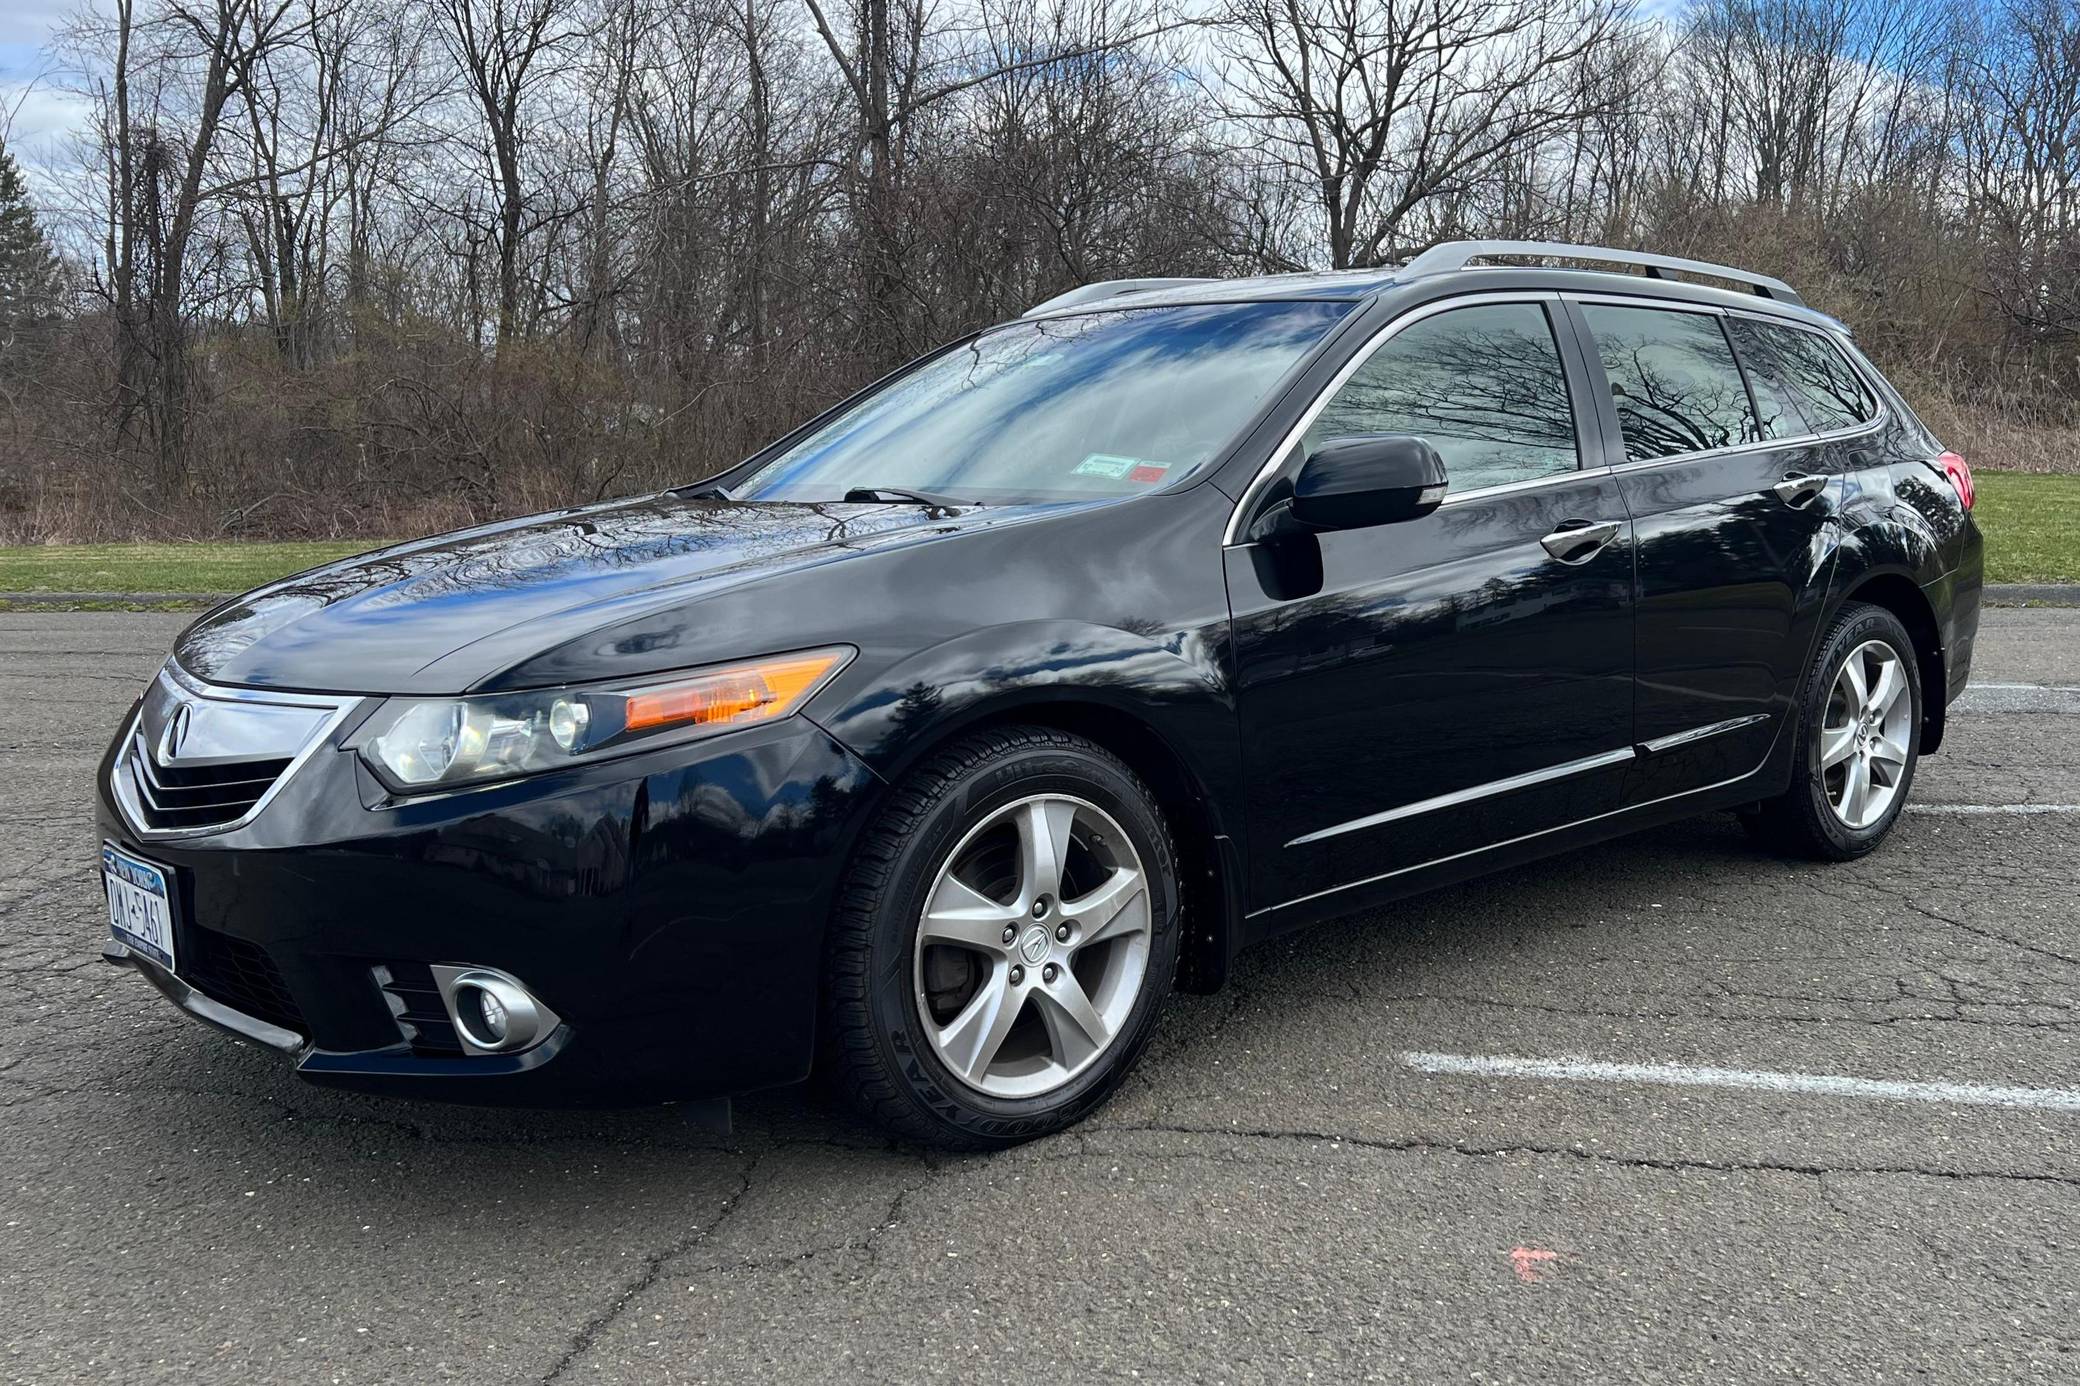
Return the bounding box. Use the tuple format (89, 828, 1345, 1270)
(4, 606, 2077, 1383)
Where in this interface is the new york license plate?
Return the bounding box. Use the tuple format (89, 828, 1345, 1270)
(103, 841, 176, 973)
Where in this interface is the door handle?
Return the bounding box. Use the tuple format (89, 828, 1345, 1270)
(1773, 472, 1829, 507)
(1539, 519, 1623, 564)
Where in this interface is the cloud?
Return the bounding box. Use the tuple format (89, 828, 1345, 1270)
(0, 2, 77, 53)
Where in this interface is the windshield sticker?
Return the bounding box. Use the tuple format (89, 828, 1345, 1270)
(1073, 454, 1140, 479)
(1127, 463, 1169, 484)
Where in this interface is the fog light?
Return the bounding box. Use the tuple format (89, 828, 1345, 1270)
(431, 966, 560, 1056)
(475, 988, 509, 1042)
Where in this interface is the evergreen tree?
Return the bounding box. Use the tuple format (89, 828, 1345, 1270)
(0, 137, 61, 341)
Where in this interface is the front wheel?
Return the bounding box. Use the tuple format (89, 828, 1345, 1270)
(822, 726, 1179, 1149)
(1742, 601, 1922, 860)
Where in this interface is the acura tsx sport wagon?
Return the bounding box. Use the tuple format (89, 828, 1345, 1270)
(96, 241, 1983, 1148)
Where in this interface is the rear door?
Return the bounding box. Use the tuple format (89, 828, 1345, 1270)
(1568, 298, 1846, 800)
(1226, 294, 1636, 911)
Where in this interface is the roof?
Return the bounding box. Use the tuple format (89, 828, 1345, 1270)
(1020, 241, 1847, 333)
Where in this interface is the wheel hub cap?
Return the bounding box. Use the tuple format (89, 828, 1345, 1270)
(912, 793, 1152, 1100)
(1819, 638, 1912, 830)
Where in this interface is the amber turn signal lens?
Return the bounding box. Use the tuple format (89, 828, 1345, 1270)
(623, 650, 847, 733)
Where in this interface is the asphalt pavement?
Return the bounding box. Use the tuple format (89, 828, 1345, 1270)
(4, 608, 2078, 1384)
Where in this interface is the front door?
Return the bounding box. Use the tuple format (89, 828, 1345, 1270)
(1226, 297, 1636, 912)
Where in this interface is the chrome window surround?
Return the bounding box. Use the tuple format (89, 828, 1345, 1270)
(1222, 289, 1890, 546)
(109, 662, 364, 841)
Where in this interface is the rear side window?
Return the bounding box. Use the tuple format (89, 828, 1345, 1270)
(1727, 317, 1875, 435)
(1580, 305, 1757, 461)
(1304, 302, 1578, 493)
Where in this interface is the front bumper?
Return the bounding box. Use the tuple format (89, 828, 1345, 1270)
(95, 707, 881, 1106)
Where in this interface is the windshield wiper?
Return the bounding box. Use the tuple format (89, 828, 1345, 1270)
(842, 485, 973, 516)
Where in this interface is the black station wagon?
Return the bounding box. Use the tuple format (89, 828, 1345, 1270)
(97, 241, 1983, 1147)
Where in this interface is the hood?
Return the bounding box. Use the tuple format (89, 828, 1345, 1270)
(174, 494, 1054, 694)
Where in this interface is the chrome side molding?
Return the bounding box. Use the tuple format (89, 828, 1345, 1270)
(1285, 746, 1636, 849)
(1285, 712, 1776, 850)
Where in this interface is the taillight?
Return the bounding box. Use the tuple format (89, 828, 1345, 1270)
(1938, 451, 1974, 509)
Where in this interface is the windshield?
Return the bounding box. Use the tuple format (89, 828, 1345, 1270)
(730, 300, 1352, 504)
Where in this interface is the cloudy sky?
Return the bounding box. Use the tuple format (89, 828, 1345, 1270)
(2, 0, 94, 197)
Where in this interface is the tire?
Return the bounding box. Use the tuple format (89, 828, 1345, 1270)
(821, 725, 1180, 1149)
(1742, 601, 1922, 861)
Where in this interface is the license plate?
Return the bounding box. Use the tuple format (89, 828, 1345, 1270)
(103, 841, 176, 973)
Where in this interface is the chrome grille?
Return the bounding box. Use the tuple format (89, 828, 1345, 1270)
(111, 663, 358, 838)
(125, 730, 293, 830)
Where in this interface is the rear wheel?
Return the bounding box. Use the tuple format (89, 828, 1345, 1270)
(822, 726, 1178, 1149)
(1742, 601, 1922, 860)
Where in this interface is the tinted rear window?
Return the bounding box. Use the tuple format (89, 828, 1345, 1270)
(1727, 317, 1875, 435)
(1581, 304, 1757, 460)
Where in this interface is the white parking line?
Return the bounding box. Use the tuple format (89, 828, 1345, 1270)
(1908, 803, 2080, 815)
(1970, 682, 2080, 691)
(1401, 1051, 2080, 1113)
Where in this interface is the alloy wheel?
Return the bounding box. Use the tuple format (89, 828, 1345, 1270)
(1819, 638, 1913, 830)
(912, 793, 1152, 1099)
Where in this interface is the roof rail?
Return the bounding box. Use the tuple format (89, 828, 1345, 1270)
(1023, 277, 1218, 317)
(1398, 240, 1805, 308)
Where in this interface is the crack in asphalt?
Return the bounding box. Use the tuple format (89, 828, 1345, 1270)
(532, 1147, 940, 1381)
(538, 1148, 767, 1385)
(1082, 1122, 2080, 1191)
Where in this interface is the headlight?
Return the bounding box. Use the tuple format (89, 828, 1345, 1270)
(356, 647, 852, 793)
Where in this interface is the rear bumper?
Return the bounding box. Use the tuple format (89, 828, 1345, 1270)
(94, 712, 882, 1106)
(1932, 521, 1985, 708)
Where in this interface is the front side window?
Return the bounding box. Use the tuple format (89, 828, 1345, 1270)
(731, 301, 1352, 504)
(1302, 302, 1579, 493)
(1727, 317, 1875, 435)
(1582, 305, 1757, 460)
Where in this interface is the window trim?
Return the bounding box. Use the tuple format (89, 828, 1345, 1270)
(1567, 292, 1889, 474)
(1221, 290, 1585, 546)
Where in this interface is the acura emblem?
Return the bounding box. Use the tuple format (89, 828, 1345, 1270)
(160, 701, 192, 761)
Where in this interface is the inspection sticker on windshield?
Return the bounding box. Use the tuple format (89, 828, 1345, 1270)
(1075, 454, 1170, 483)
(1074, 454, 1139, 479)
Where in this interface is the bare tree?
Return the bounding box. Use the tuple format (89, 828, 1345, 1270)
(433, 0, 583, 349)
(1215, 0, 1630, 268)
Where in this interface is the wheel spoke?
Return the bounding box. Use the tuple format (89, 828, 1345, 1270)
(919, 874, 1019, 951)
(1062, 865, 1148, 948)
(1865, 657, 1903, 718)
(937, 965, 1022, 1084)
(1839, 651, 1869, 711)
(1016, 799, 1078, 905)
(1819, 721, 1859, 769)
(1838, 754, 1869, 827)
(1034, 970, 1110, 1071)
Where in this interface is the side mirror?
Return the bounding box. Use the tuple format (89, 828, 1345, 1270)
(1252, 435, 1448, 539)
